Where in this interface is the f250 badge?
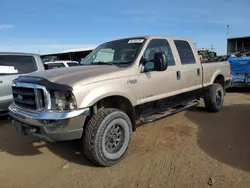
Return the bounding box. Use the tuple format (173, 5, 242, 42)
(127, 79, 137, 85)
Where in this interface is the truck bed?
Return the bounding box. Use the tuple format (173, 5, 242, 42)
(202, 61, 231, 88)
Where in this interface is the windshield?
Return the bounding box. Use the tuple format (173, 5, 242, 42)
(0, 55, 37, 76)
(80, 38, 146, 65)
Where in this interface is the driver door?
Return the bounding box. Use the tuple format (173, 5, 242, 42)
(138, 39, 181, 114)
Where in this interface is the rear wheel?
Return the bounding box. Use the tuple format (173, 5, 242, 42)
(204, 83, 224, 112)
(82, 108, 132, 167)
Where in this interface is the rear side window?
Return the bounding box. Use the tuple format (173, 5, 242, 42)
(67, 62, 79, 67)
(174, 40, 196, 64)
(0, 55, 37, 75)
(46, 63, 65, 69)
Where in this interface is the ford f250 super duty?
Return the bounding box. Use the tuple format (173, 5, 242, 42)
(8, 36, 231, 167)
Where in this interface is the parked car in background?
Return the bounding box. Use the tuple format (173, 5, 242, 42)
(9, 36, 231, 166)
(44, 60, 79, 69)
(0, 52, 45, 116)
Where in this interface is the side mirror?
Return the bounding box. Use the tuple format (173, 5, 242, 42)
(153, 52, 168, 71)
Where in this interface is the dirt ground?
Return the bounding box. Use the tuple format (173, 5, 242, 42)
(1, 90, 250, 188)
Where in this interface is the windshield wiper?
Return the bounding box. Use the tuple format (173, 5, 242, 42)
(81, 61, 115, 66)
(94, 61, 133, 65)
(114, 61, 132, 64)
(81, 61, 132, 66)
(91, 61, 115, 65)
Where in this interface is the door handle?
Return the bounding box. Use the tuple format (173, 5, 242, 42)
(176, 71, 181, 80)
(197, 68, 200, 76)
(0, 80, 3, 84)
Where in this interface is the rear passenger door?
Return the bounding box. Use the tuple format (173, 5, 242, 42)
(173, 40, 203, 93)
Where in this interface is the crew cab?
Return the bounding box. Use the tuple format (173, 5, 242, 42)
(8, 36, 231, 166)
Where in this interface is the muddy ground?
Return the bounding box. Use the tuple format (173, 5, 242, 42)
(1, 90, 250, 188)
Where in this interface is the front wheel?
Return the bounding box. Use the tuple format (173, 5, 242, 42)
(204, 83, 224, 112)
(82, 108, 132, 167)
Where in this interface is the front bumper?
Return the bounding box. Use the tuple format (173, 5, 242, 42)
(8, 103, 90, 142)
(229, 73, 250, 88)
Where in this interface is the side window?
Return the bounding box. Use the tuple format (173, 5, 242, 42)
(174, 40, 196, 64)
(142, 39, 175, 71)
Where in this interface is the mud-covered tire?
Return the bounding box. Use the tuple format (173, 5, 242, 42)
(82, 108, 132, 167)
(204, 83, 224, 112)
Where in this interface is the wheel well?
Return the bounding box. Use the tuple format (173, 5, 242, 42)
(214, 75, 225, 88)
(89, 96, 136, 131)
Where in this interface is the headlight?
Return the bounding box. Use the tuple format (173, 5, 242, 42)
(52, 91, 77, 111)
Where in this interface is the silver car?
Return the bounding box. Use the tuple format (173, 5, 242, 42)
(0, 52, 45, 116)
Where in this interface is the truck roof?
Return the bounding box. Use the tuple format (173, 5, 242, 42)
(108, 35, 191, 42)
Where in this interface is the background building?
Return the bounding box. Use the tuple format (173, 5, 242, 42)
(41, 46, 96, 63)
(227, 36, 250, 56)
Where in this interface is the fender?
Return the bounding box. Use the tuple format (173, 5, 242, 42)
(203, 69, 223, 87)
(211, 69, 223, 83)
(78, 86, 136, 108)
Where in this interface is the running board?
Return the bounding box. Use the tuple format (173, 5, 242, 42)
(140, 100, 200, 124)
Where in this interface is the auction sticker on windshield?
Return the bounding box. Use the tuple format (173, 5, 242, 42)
(128, 39, 144, 43)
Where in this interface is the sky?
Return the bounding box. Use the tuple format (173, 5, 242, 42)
(1, 0, 250, 55)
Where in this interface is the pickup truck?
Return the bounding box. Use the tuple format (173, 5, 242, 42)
(8, 36, 231, 167)
(0, 52, 45, 116)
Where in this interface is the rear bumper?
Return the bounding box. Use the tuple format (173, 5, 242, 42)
(8, 103, 90, 142)
(0, 110, 9, 116)
(0, 95, 13, 115)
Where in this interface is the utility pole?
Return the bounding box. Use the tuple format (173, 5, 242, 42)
(226, 24, 230, 55)
(211, 44, 214, 51)
(227, 24, 230, 38)
(193, 42, 197, 49)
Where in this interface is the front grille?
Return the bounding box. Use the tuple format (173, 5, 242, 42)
(12, 86, 45, 111)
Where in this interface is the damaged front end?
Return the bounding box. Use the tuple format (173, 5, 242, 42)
(8, 76, 90, 142)
(228, 57, 250, 88)
(229, 72, 250, 88)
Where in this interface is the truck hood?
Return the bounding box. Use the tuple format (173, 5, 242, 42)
(27, 65, 131, 88)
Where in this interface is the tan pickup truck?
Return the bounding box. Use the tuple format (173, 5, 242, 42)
(9, 36, 231, 166)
